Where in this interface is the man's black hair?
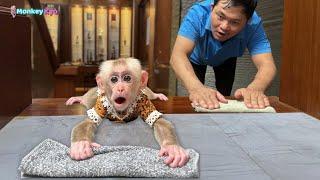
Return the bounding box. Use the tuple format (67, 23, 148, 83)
(213, 0, 258, 20)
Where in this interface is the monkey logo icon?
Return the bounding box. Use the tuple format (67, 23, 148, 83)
(10, 5, 16, 18)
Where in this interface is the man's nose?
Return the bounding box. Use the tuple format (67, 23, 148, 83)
(220, 20, 230, 31)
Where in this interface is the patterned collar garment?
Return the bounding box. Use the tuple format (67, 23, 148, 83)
(87, 90, 162, 127)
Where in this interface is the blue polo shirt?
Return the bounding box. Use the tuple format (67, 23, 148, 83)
(178, 0, 271, 66)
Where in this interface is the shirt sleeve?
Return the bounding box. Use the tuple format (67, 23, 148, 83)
(178, 6, 201, 42)
(86, 96, 107, 125)
(247, 22, 272, 55)
(137, 94, 162, 127)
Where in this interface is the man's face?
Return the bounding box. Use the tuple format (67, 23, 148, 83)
(211, 0, 247, 42)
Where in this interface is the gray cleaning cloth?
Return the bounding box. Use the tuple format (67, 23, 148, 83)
(192, 100, 276, 113)
(19, 139, 199, 178)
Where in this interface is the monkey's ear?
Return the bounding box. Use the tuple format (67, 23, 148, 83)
(96, 76, 105, 94)
(140, 70, 149, 88)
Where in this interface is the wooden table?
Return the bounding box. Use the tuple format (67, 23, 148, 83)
(19, 96, 300, 116)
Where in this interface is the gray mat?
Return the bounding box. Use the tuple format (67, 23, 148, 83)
(1, 113, 320, 180)
(19, 139, 199, 178)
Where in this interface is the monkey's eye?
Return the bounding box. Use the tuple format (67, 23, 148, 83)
(110, 76, 118, 83)
(123, 75, 132, 82)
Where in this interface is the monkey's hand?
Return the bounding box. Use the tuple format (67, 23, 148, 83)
(153, 93, 169, 101)
(66, 96, 85, 106)
(69, 140, 101, 160)
(158, 144, 190, 168)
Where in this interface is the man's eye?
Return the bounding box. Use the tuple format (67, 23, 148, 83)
(123, 75, 132, 82)
(231, 21, 239, 25)
(110, 76, 118, 83)
(217, 13, 224, 20)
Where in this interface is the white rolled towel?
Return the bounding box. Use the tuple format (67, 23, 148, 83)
(192, 100, 276, 113)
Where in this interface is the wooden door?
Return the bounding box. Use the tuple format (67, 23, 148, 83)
(280, 0, 320, 119)
(0, 8, 32, 127)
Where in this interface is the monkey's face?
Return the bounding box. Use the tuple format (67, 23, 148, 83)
(105, 66, 140, 112)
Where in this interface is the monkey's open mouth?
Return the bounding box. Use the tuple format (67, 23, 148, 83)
(115, 97, 126, 104)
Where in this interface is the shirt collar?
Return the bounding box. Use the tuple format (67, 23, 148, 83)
(205, 12, 212, 31)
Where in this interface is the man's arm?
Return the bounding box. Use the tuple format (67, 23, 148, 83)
(234, 53, 276, 108)
(170, 36, 201, 92)
(249, 53, 276, 91)
(170, 35, 227, 109)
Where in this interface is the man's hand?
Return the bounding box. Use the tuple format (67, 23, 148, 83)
(189, 85, 228, 109)
(234, 88, 270, 109)
(159, 145, 190, 168)
(69, 141, 101, 160)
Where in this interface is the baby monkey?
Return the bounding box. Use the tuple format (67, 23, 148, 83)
(69, 58, 189, 168)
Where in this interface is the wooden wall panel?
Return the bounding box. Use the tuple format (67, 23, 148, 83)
(280, 0, 320, 119)
(154, 0, 171, 65)
(0, 0, 24, 7)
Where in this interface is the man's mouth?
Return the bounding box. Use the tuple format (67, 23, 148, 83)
(217, 31, 226, 36)
(115, 97, 126, 104)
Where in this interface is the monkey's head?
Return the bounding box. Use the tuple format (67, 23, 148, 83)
(96, 58, 148, 112)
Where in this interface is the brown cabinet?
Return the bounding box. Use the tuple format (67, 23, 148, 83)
(0, 10, 32, 126)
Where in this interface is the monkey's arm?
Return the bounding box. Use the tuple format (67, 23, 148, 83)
(142, 87, 155, 99)
(70, 96, 106, 160)
(142, 87, 168, 101)
(69, 118, 101, 160)
(82, 87, 98, 109)
(137, 94, 176, 145)
(66, 87, 98, 109)
(153, 118, 189, 167)
(153, 118, 178, 146)
(137, 94, 189, 167)
(71, 118, 97, 143)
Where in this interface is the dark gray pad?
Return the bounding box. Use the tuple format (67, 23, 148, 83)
(19, 139, 199, 178)
(1, 113, 320, 179)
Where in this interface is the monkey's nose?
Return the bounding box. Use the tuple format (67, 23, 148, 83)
(117, 87, 124, 93)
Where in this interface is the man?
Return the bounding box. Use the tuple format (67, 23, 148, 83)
(170, 0, 276, 109)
